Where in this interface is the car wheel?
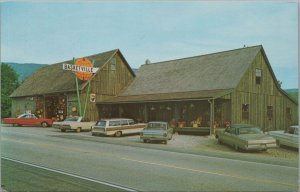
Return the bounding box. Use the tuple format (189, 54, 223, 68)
(163, 140, 167, 144)
(234, 144, 239, 151)
(261, 149, 268, 152)
(115, 131, 122, 137)
(143, 139, 147, 143)
(41, 122, 48, 128)
(61, 129, 66, 132)
(276, 140, 281, 147)
(76, 127, 81, 133)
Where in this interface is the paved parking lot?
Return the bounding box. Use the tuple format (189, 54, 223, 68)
(78, 130, 299, 161)
(2, 125, 298, 161)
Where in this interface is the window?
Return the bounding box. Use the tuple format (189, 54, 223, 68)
(286, 107, 292, 120)
(128, 120, 135, 125)
(242, 104, 249, 120)
(109, 121, 120, 126)
(111, 58, 116, 71)
(267, 106, 273, 120)
(256, 69, 262, 85)
(121, 120, 129, 126)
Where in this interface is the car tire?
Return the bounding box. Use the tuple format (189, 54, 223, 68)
(261, 149, 268, 152)
(143, 139, 147, 143)
(76, 127, 81, 133)
(276, 140, 281, 147)
(61, 129, 66, 132)
(218, 139, 222, 144)
(41, 122, 48, 128)
(163, 140, 167, 144)
(234, 144, 239, 151)
(115, 131, 122, 137)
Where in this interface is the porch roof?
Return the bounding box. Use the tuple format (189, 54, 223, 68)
(98, 89, 233, 104)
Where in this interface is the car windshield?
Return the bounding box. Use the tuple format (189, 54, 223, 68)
(286, 126, 299, 134)
(64, 116, 79, 121)
(18, 114, 37, 119)
(146, 123, 166, 130)
(96, 121, 106, 127)
(238, 127, 263, 134)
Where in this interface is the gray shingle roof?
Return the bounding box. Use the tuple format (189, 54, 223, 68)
(121, 46, 261, 96)
(11, 49, 118, 97)
(100, 89, 234, 103)
(104, 45, 262, 103)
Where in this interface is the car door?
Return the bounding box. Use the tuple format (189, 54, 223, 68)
(221, 127, 234, 144)
(285, 127, 299, 147)
(18, 114, 31, 126)
(167, 125, 173, 139)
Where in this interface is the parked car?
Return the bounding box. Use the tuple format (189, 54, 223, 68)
(2, 113, 53, 127)
(52, 116, 95, 133)
(268, 125, 299, 149)
(91, 118, 146, 137)
(215, 124, 277, 151)
(140, 121, 173, 144)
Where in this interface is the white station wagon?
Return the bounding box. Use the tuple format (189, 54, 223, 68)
(91, 118, 146, 137)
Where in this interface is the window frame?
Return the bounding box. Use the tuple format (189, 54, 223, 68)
(111, 58, 116, 71)
(286, 107, 292, 120)
(242, 104, 249, 120)
(255, 68, 262, 85)
(267, 106, 273, 120)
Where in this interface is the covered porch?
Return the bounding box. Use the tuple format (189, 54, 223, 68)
(97, 92, 232, 135)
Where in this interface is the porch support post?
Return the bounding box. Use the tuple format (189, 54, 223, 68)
(208, 99, 215, 136)
(118, 104, 122, 117)
(144, 104, 148, 122)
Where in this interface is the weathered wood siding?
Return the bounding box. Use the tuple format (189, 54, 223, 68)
(11, 97, 37, 117)
(231, 50, 298, 130)
(82, 52, 135, 121)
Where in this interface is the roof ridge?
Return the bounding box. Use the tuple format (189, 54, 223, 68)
(121, 88, 234, 97)
(50, 49, 119, 65)
(141, 45, 262, 66)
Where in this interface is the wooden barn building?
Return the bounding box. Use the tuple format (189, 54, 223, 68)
(10, 45, 297, 133)
(10, 49, 135, 121)
(97, 45, 298, 133)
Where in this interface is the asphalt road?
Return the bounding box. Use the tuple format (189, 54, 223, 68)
(1, 126, 299, 191)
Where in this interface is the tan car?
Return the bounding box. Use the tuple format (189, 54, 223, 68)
(53, 116, 95, 133)
(268, 125, 299, 149)
(215, 124, 277, 151)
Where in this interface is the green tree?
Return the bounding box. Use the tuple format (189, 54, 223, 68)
(1, 63, 19, 118)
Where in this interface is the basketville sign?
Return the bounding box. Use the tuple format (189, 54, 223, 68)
(63, 63, 98, 73)
(62, 57, 98, 117)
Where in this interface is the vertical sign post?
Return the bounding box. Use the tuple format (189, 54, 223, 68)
(63, 58, 98, 119)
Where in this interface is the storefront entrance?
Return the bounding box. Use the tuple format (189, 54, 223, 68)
(36, 95, 67, 120)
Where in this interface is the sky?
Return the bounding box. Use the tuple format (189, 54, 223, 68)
(1, 1, 298, 89)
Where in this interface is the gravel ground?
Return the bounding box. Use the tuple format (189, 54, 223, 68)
(124, 133, 299, 160)
(171, 133, 298, 160)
